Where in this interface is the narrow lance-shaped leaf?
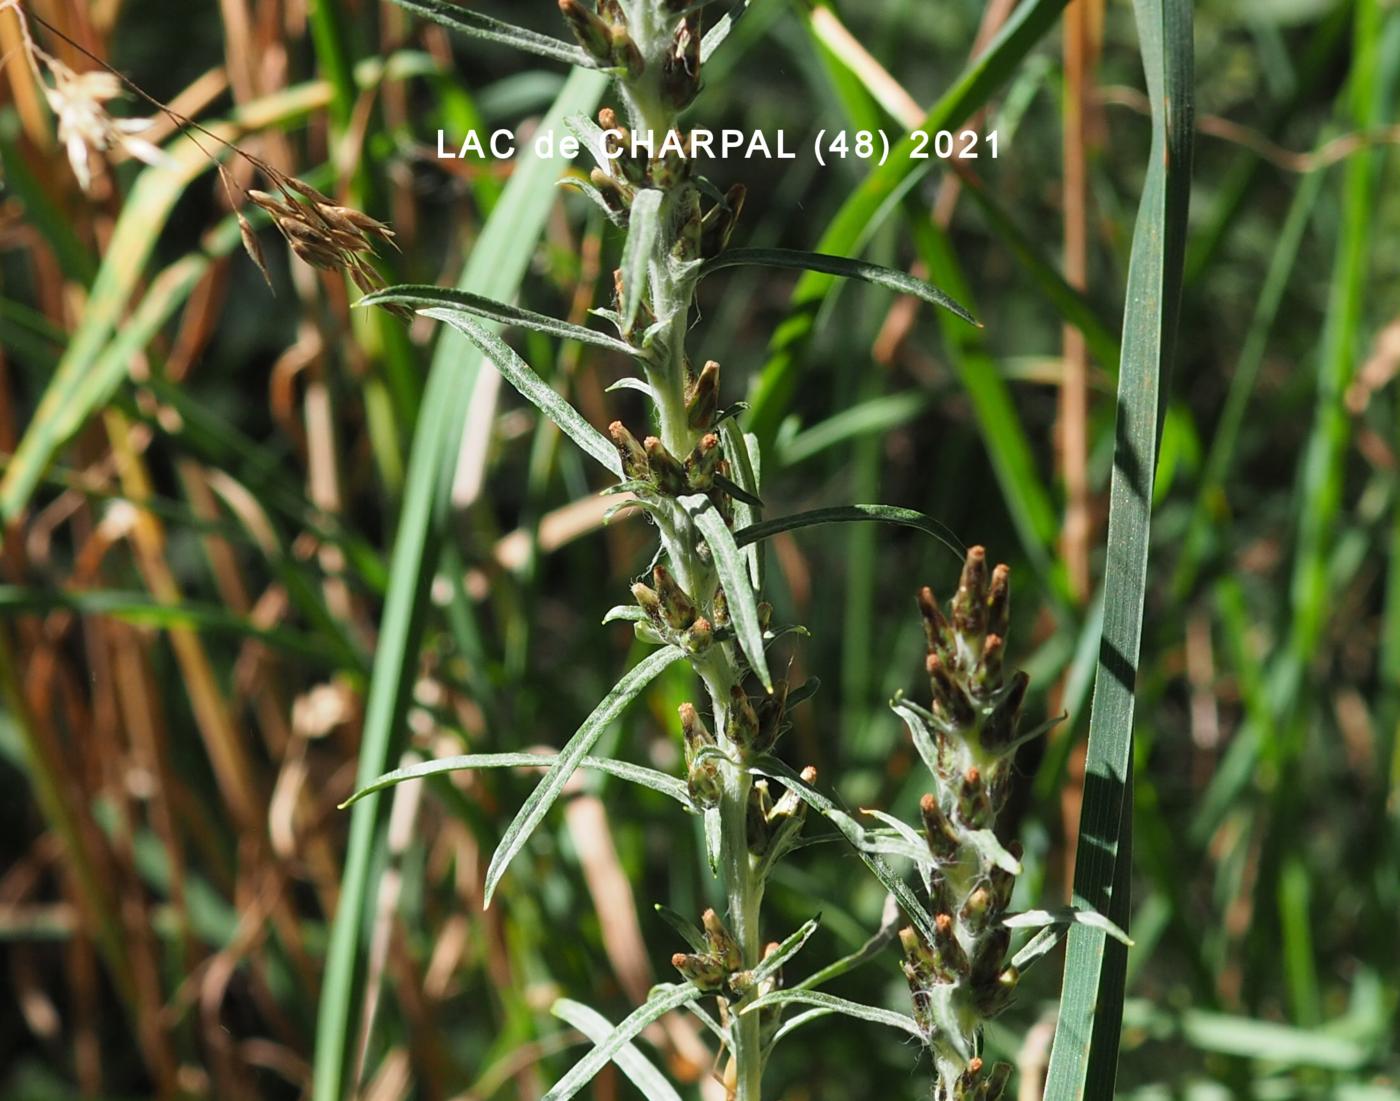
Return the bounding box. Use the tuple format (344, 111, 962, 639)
(341, 752, 694, 811)
(551, 1000, 684, 1101)
(699, 248, 978, 327)
(389, 0, 598, 67)
(749, 756, 937, 947)
(621, 188, 663, 334)
(734, 504, 962, 558)
(420, 308, 622, 478)
(751, 917, 820, 984)
(542, 984, 703, 1101)
(741, 989, 923, 1040)
(681, 494, 772, 691)
(483, 646, 686, 905)
(362, 285, 644, 359)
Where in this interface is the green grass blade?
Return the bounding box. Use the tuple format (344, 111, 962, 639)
(1043, 1, 1193, 1097)
(362, 286, 643, 358)
(482, 646, 686, 905)
(699, 248, 977, 326)
(341, 751, 693, 810)
(313, 66, 609, 1101)
(681, 494, 773, 691)
(419, 308, 622, 476)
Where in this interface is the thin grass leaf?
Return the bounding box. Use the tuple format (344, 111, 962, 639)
(541, 984, 702, 1101)
(420, 308, 621, 477)
(551, 1000, 684, 1101)
(770, 1007, 838, 1046)
(749, 756, 936, 947)
(341, 751, 693, 810)
(389, 0, 597, 68)
(681, 494, 772, 691)
(362, 285, 643, 358)
(621, 188, 662, 334)
(1045, 1, 1193, 1097)
(718, 422, 763, 588)
(483, 646, 685, 905)
(314, 68, 610, 1101)
(741, 989, 922, 1040)
(733, 504, 962, 559)
(1011, 926, 1066, 973)
(751, 917, 820, 983)
(700, 248, 977, 327)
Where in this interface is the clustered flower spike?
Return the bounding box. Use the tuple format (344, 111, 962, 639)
(894, 547, 1030, 1101)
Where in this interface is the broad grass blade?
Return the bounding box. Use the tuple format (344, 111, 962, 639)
(1044, 1, 1194, 1097)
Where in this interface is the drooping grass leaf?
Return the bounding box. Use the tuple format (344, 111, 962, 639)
(1004, 906, 1134, 946)
(733, 504, 963, 558)
(542, 984, 703, 1101)
(1045, 1, 1194, 1097)
(700, 248, 977, 327)
(362, 286, 643, 358)
(551, 1000, 684, 1101)
(341, 751, 693, 810)
(621, 188, 663, 334)
(741, 989, 922, 1040)
(483, 646, 686, 905)
(389, 0, 597, 68)
(681, 494, 772, 691)
(420, 308, 622, 477)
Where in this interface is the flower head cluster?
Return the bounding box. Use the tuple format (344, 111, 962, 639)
(894, 548, 1030, 1100)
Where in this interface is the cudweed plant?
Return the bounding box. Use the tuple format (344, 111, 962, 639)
(342, 2, 1125, 1100)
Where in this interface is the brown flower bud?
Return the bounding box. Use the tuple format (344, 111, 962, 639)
(686, 360, 721, 430)
(609, 420, 650, 480)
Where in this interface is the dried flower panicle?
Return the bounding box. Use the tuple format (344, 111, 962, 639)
(894, 547, 1035, 1101)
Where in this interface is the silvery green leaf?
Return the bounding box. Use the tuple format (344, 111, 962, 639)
(750, 756, 937, 947)
(704, 805, 722, 874)
(770, 1007, 837, 1046)
(795, 897, 900, 992)
(557, 176, 626, 226)
(1004, 906, 1134, 946)
(927, 984, 970, 1057)
(341, 750, 693, 812)
(891, 694, 942, 777)
(541, 984, 702, 1101)
(860, 809, 934, 862)
(605, 377, 659, 402)
(420, 309, 620, 477)
(1010, 925, 1065, 973)
(563, 112, 611, 169)
(602, 605, 645, 625)
(551, 1000, 683, 1101)
(966, 828, 1024, 875)
(621, 188, 663, 334)
(713, 401, 750, 427)
(364, 285, 641, 358)
(390, 0, 596, 67)
(741, 989, 922, 1040)
(653, 904, 709, 953)
(733, 504, 962, 559)
(687, 1000, 729, 1043)
(719, 422, 762, 587)
(751, 917, 820, 984)
(700, 0, 755, 62)
(483, 646, 686, 905)
(699, 248, 977, 326)
(681, 494, 772, 691)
